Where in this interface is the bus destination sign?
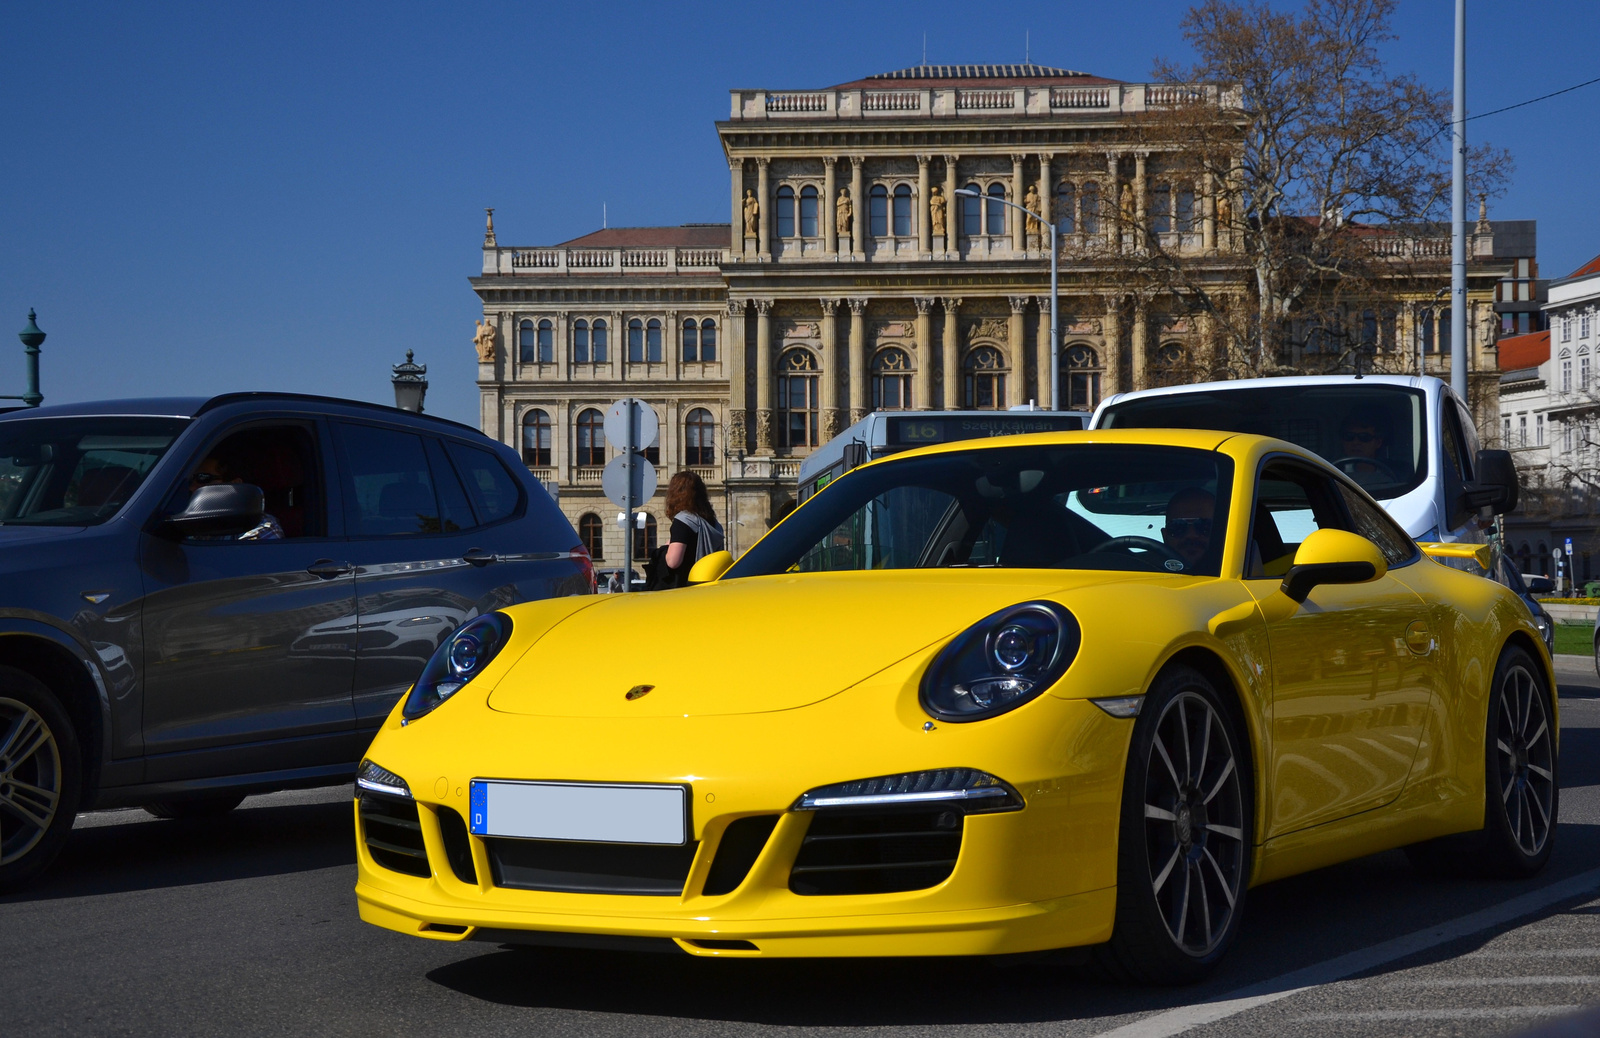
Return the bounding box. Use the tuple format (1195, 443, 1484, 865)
(885, 414, 1084, 447)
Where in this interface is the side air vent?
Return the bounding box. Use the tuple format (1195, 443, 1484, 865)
(360, 791, 430, 878)
(702, 815, 779, 896)
(437, 806, 477, 885)
(789, 807, 963, 896)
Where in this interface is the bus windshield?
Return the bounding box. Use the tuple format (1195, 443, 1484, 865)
(728, 444, 1233, 579)
(1099, 384, 1427, 500)
(0, 416, 188, 526)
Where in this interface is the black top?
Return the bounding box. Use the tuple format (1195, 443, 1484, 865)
(669, 517, 698, 567)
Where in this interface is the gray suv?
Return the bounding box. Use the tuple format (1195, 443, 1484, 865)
(0, 393, 593, 888)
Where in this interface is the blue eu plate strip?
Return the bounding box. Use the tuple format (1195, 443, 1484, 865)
(469, 781, 487, 834)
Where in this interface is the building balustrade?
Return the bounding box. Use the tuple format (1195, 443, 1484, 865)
(728, 83, 1231, 121)
(574, 466, 604, 484)
(494, 246, 726, 276)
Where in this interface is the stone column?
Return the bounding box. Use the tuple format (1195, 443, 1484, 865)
(1134, 152, 1148, 250)
(942, 297, 962, 409)
(729, 159, 744, 256)
(754, 299, 773, 451)
(1008, 296, 1028, 407)
(664, 309, 679, 381)
(943, 155, 959, 257)
(1131, 298, 1150, 390)
(916, 155, 932, 257)
(1201, 170, 1216, 253)
(847, 298, 868, 421)
(1198, 306, 1217, 377)
(823, 158, 838, 256)
(1035, 296, 1052, 408)
(1010, 154, 1026, 254)
(1103, 296, 1122, 395)
(756, 159, 771, 261)
(726, 299, 748, 453)
(914, 298, 935, 409)
(820, 298, 841, 438)
(1039, 153, 1053, 230)
(1106, 151, 1121, 247)
(556, 311, 570, 383)
(849, 157, 865, 260)
(610, 308, 623, 381)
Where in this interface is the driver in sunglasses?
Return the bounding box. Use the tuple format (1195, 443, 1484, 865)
(1160, 487, 1215, 569)
(1338, 411, 1387, 476)
(188, 455, 284, 541)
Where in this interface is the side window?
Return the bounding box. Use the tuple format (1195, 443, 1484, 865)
(339, 423, 443, 536)
(1333, 482, 1418, 568)
(1247, 459, 1349, 578)
(445, 442, 523, 525)
(1453, 401, 1480, 475)
(170, 423, 325, 539)
(424, 438, 476, 532)
(1441, 406, 1470, 482)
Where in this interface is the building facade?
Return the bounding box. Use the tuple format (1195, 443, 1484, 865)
(470, 63, 1524, 562)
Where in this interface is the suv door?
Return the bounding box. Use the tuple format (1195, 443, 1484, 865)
(137, 419, 360, 780)
(333, 420, 587, 731)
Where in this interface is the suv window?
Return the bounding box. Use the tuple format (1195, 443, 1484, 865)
(445, 441, 522, 525)
(0, 417, 187, 526)
(170, 423, 325, 538)
(339, 423, 454, 536)
(424, 438, 477, 532)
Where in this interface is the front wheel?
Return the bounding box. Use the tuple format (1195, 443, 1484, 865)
(1483, 646, 1557, 877)
(0, 666, 82, 892)
(1096, 665, 1251, 985)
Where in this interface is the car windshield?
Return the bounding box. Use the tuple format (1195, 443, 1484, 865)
(0, 416, 189, 526)
(1100, 384, 1427, 500)
(727, 444, 1233, 579)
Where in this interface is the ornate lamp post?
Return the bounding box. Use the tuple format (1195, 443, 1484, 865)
(955, 190, 1058, 410)
(391, 349, 428, 413)
(3, 309, 46, 408)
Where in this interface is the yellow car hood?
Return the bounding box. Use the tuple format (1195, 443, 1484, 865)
(487, 570, 1118, 719)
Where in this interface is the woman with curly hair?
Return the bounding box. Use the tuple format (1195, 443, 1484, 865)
(658, 469, 725, 588)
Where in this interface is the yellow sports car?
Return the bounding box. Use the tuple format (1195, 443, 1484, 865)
(353, 430, 1556, 984)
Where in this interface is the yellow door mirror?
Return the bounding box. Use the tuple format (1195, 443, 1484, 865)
(1281, 528, 1387, 603)
(687, 550, 733, 585)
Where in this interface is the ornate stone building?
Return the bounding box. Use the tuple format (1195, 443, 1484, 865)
(470, 63, 1521, 561)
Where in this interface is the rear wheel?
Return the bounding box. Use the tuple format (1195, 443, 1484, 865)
(1096, 665, 1251, 985)
(143, 793, 247, 820)
(0, 666, 82, 892)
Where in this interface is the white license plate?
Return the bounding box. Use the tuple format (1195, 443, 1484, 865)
(468, 780, 688, 845)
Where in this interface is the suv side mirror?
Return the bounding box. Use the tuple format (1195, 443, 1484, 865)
(1281, 528, 1388, 603)
(1464, 449, 1519, 514)
(1524, 574, 1555, 595)
(160, 483, 265, 538)
(687, 550, 733, 585)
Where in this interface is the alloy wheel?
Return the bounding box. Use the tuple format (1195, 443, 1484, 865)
(1142, 690, 1245, 957)
(1494, 664, 1555, 858)
(0, 697, 63, 867)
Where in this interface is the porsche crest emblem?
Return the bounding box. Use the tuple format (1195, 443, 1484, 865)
(625, 684, 655, 701)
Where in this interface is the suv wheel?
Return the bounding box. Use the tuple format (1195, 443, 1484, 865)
(0, 665, 82, 891)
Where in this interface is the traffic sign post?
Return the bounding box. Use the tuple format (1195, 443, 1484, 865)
(601, 398, 659, 591)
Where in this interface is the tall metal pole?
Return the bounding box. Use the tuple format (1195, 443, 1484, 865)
(1048, 222, 1059, 410)
(1450, 0, 1468, 402)
(15, 309, 45, 407)
(623, 398, 636, 592)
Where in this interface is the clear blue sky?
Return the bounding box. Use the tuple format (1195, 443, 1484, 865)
(2, 1, 1596, 427)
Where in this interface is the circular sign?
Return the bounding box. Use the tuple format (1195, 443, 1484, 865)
(603, 398, 659, 451)
(601, 454, 658, 510)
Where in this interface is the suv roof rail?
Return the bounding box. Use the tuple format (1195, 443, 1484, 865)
(195, 392, 484, 435)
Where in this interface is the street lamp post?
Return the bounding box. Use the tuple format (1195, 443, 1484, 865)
(3, 309, 46, 408)
(955, 189, 1058, 410)
(391, 349, 428, 413)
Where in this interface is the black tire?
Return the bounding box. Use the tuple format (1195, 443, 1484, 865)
(1095, 664, 1252, 985)
(1405, 644, 1557, 879)
(143, 793, 247, 820)
(0, 665, 83, 892)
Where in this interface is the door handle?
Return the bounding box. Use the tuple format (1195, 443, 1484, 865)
(306, 559, 353, 579)
(462, 548, 498, 567)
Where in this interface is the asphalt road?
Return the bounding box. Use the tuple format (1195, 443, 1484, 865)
(3, 659, 1599, 1038)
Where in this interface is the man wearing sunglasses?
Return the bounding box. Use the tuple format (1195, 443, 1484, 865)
(188, 454, 284, 541)
(1161, 487, 1215, 569)
(1338, 411, 1387, 476)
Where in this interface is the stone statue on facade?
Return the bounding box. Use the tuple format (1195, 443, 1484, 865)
(928, 185, 946, 234)
(1215, 191, 1231, 232)
(473, 318, 497, 362)
(743, 189, 760, 237)
(1023, 184, 1043, 235)
(1120, 183, 1135, 224)
(836, 188, 853, 240)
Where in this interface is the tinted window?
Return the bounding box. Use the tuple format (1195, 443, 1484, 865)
(339, 423, 444, 536)
(0, 417, 187, 526)
(1334, 482, 1418, 567)
(424, 439, 476, 532)
(445, 442, 522, 525)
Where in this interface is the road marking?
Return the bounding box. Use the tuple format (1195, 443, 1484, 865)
(1469, 948, 1600, 958)
(1295, 1006, 1581, 1021)
(1379, 975, 1600, 987)
(1089, 866, 1600, 1038)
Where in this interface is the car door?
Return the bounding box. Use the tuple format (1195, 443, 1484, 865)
(334, 421, 586, 731)
(137, 418, 361, 780)
(1243, 456, 1434, 837)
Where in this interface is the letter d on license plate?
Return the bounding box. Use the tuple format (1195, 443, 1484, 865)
(469, 780, 688, 845)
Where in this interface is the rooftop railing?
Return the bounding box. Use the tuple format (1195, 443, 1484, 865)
(727, 83, 1232, 120)
(486, 246, 727, 275)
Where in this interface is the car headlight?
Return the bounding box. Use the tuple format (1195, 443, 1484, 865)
(402, 612, 513, 721)
(920, 601, 1080, 722)
(356, 759, 412, 798)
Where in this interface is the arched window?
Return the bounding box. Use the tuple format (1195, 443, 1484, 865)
(521, 409, 551, 467)
(872, 348, 913, 410)
(628, 318, 644, 362)
(869, 185, 889, 237)
(778, 348, 820, 448)
(681, 318, 698, 362)
(776, 185, 796, 238)
(1055, 181, 1076, 234)
(537, 319, 553, 363)
(986, 183, 1007, 234)
(576, 408, 606, 466)
(591, 319, 608, 363)
(1419, 310, 1435, 354)
(1176, 185, 1195, 233)
(963, 346, 1007, 409)
(573, 319, 590, 364)
(518, 319, 536, 363)
(685, 407, 715, 465)
(579, 513, 604, 561)
(799, 186, 819, 237)
(1080, 181, 1100, 234)
(699, 318, 717, 362)
(960, 182, 981, 236)
(646, 319, 662, 362)
(1152, 183, 1172, 234)
(892, 184, 913, 237)
(1063, 344, 1102, 410)
(633, 513, 658, 558)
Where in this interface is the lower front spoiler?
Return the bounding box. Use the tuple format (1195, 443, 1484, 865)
(356, 882, 1117, 959)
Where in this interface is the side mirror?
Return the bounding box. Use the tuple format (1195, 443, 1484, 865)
(1525, 574, 1555, 595)
(687, 550, 733, 585)
(1463, 449, 1519, 514)
(160, 483, 265, 538)
(1281, 528, 1387, 603)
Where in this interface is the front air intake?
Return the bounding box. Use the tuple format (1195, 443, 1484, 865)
(359, 791, 430, 878)
(789, 806, 963, 896)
